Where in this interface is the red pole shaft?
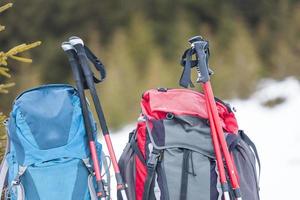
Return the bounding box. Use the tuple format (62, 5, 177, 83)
(89, 141, 102, 181)
(203, 82, 240, 190)
(104, 134, 121, 174)
(204, 94, 227, 185)
(89, 141, 106, 198)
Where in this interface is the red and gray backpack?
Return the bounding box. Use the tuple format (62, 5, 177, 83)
(118, 89, 260, 200)
(118, 36, 261, 200)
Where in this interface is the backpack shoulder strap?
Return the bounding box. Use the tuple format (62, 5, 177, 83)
(239, 130, 261, 181)
(8, 166, 27, 200)
(0, 157, 9, 197)
(84, 154, 111, 200)
(142, 148, 161, 200)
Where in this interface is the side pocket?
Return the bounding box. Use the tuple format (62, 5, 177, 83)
(118, 131, 139, 200)
(227, 132, 260, 200)
(163, 149, 211, 200)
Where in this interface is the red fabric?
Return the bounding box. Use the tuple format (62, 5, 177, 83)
(134, 89, 239, 199)
(135, 121, 147, 200)
(141, 89, 238, 134)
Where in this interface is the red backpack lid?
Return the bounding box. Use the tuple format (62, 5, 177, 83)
(141, 88, 238, 134)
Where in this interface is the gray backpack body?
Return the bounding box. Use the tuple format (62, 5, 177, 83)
(118, 88, 260, 200)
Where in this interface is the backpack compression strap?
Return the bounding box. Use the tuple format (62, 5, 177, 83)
(239, 130, 261, 181)
(142, 119, 162, 200)
(142, 148, 161, 200)
(227, 131, 261, 182)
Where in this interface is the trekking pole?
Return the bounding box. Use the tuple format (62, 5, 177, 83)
(61, 42, 106, 200)
(188, 36, 242, 200)
(68, 36, 128, 200)
(205, 93, 231, 200)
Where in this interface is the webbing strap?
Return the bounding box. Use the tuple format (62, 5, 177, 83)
(12, 166, 27, 185)
(179, 48, 195, 88)
(15, 184, 25, 200)
(81, 45, 106, 89)
(142, 148, 161, 200)
(130, 137, 146, 165)
(0, 158, 8, 198)
(8, 166, 27, 200)
(180, 149, 190, 200)
(84, 157, 111, 199)
(179, 43, 212, 87)
(239, 130, 261, 182)
(84, 46, 106, 83)
(82, 158, 94, 174)
(101, 151, 111, 199)
(88, 174, 97, 200)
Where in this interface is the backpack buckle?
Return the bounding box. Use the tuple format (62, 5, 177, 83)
(12, 180, 20, 186)
(147, 149, 161, 168)
(157, 88, 167, 92)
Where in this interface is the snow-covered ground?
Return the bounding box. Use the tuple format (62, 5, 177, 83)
(102, 77, 300, 199)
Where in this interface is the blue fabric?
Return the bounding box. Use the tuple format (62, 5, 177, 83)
(17, 86, 74, 149)
(6, 84, 102, 200)
(21, 171, 40, 200)
(72, 160, 90, 200)
(8, 113, 25, 164)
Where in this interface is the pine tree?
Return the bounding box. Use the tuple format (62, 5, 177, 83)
(0, 3, 41, 158)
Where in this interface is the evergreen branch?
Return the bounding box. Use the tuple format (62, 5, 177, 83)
(0, 67, 11, 78)
(0, 82, 15, 93)
(0, 41, 42, 66)
(0, 3, 13, 31)
(0, 3, 13, 13)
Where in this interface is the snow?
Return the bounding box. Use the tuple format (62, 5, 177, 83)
(102, 77, 300, 199)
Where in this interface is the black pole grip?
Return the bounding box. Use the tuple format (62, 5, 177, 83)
(73, 44, 94, 78)
(193, 40, 210, 83)
(71, 42, 110, 135)
(63, 48, 95, 142)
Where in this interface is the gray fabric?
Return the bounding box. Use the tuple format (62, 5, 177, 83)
(118, 141, 136, 200)
(88, 174, 97, 200)
(101, 151, 111, 198)
(147, 116, 215, 158)
(0, 158, 8, 198)
(16, 183, 25, 200)
(233, 141, 260, 200)
(144, 116, 215, 200)
(213, 163, 222, 200)
(163, 149, 211, 200)
(17, 87, 74, 150)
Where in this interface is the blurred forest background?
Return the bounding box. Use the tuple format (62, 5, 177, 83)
(0, 0, 299, 129)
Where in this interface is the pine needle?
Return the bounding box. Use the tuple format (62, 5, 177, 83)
(0, 67, 11, 78)
(0, 25, 5, 32)
(0, 82, 15, 93)
(0, 3, 13, 13)
(0, 41, 42, 66)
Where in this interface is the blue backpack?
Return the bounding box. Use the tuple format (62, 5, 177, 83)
(0, 84, 109, 200)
